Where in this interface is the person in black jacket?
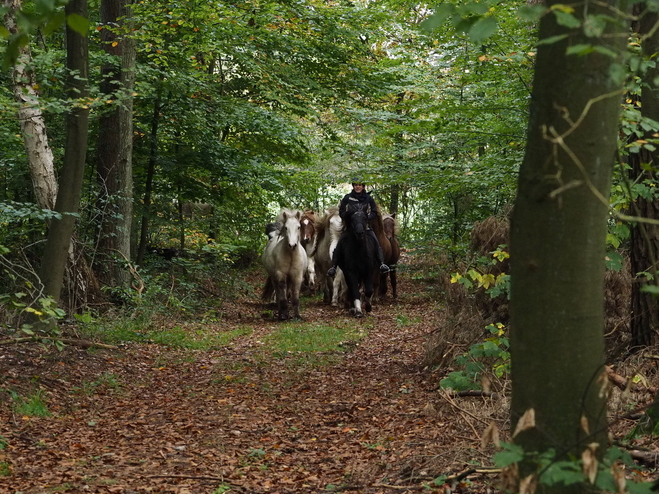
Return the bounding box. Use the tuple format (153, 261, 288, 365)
(327, 181, 390, 277)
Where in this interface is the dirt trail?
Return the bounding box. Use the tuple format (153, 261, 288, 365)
(0, 264, 505, 493)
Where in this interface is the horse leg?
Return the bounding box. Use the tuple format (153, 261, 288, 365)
(290, 283, 302, 320)
(379, 272, 388, 298)
(345, 275, 363, 318)
(331, 269, 344, 307)
(307, 257, 316, 294)
(391, 268, 397, 298)
(372, 269, 381, 303)
(363, 277, 374, 313)
(276, 279, 289, 320)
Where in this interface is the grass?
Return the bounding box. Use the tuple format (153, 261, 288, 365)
(264, 321, 366, 354)
(11, 389, 51, 417)
(73, 372, 123, 396)
(149, 326, 252, 349)
(80, 314, 252, 350)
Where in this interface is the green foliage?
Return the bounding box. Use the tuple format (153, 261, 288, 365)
(440, 323, 510, 391)
(494, 442, 655, 493)
(73, 372, 123, 396)
(10, 389, 51, 417)
(451, 245, 510, 299)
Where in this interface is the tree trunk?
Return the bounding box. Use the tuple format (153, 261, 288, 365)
(38, 0, 90, 305)
(136, 84, 162, 266)
(629, 6, 659, 348)
(509, 0, 627, 490)
(95, 0, 136, 286)
(2, 0, 57, 211)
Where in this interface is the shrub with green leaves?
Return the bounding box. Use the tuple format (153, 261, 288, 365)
(440, 323, 510, 392)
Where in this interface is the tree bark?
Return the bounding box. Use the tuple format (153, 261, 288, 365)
(509, 0, 628, 490)
(136, 83, 162, 266)
(2, 0, 57, 211)
(95, 0, 136, 286)
(38, 0, 90, 305)
(629, 5, 659, 348)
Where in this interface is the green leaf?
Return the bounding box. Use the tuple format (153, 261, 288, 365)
(469, 16, 497, 44)
(641, 284, 659, 295)
(493, 443, 524, 467)
(420, 5, 455, 32)
(554, 10, 581, 29)
(66, 13, 89, 36)
(626, 481, 655, 494)
(43, 11, 66, 36)
(518, 5, 545, 23)
(566, 44, 594, 56)
(604, 251, 623, 272)
(583, 14, 608, 38)
(536, 34, 569, 46)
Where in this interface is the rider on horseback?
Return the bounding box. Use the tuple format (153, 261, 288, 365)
(327, 180, 390, 277)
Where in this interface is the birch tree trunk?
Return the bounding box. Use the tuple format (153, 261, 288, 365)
(2, 0, 57, 211)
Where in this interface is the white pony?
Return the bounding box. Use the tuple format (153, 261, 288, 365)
(312, 207, 347, 306)
(262, 208, 309, 320)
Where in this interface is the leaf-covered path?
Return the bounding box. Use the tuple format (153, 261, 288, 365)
(0, 263, 504, 493)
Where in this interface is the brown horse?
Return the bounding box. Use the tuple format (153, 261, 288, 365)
(370, 210, 400, 300)
(381, 213, 401, 298)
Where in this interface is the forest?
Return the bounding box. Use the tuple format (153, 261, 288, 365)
(2, 0, 659, 492)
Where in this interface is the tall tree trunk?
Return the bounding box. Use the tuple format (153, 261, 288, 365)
(509, 0, 627, 490)
(136, 85, 162, 266)
(95, 0, 136, 286)
(629, 5, 659, 348)
(4, 0, 99, 312)
(2, 0, 57, 210)
(38, 0, 90, 305)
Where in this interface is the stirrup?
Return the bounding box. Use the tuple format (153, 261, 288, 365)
(380, 263, 390, 274)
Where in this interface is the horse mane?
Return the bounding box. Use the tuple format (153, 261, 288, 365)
(310, 207, 339, 257)
(382, 213, 400, 236)
(369, 205, 385, 234)
(315, 207, 338, 237)
(276, 207, 301, 224)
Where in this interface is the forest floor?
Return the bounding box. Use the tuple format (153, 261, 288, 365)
(0, 254, 655, 494)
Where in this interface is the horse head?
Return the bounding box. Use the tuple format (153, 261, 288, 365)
(300, 210, 316, 247)
(345, 204, 368, 238)
(280, 209, 302, 249)
(383, 213, 398, 241)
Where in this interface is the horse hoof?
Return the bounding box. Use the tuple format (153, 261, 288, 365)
(365, 304, 372, 312)
(355, 311, 364, 318)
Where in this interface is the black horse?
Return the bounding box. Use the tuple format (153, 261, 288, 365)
(335, 203, 378, 317)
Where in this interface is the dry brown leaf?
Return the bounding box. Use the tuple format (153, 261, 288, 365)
(581, 443, 599, 484)
(512, 408, 535, 438)
(611, 462, 626, 494)
(519, 474, 537, 494)
(481, 421, 500, 450)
